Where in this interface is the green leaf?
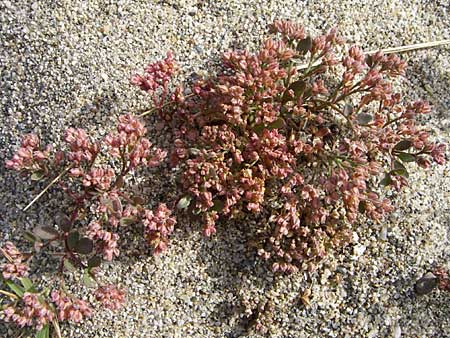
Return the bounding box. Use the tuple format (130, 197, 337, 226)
(34, 225, 59, 240)
(380, 173, 392, 186)
(212, 199, 225, 212)
(297, 36, 312, 53)
(63, 258, 77, 272)
(343, 103, 353, 116)
(253, 123, 266, 135)
(397, 152, 415, 163)
(177, 196, 192, 210)
(31, 171, 45, 181)
(358, 201, 366, 213)
(20, 277, 34, 291)
(120, 217, 135, 226)
(392, 160, 409, 178)
(36, 323, 49, 338)
(289, 80, 306, 97)
(67, 231, 80, 250)
(267, 118, 285, 130)
(365, 54, 373, 67)
(75, 237, 94, 255)
(23, 231, 37, 243)
(55, 213, 72, 233)
(6, 280, 24, 297)
(356, 113, 372, 125)
(281, 80, 306, 104)
(82, 271, 96, 288)
(87, 255, 102, 268)
(132, 196, 145, 206)
(188, 148, 200, 156)
(115, 175, 124, 189)
(394, 140, 412, 151)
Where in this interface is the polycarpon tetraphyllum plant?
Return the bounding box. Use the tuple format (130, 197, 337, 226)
(132, 20, 445, 274)
(1, 20, 447, 336)
(2, 114, 171, 336)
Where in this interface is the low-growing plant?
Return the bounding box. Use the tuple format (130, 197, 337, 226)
(133, 20, 445, 273)
(1, 115, 171, 336)
(1, 20, 447, 336)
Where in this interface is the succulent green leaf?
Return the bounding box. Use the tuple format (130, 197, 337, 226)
(394, 140, 412, 151)
(268, 118, 285, 130)
(112, 198, 123, 213)
(253, 123, 265, 135)
(20, 277, 34, 291)
(343, 103, 353, 116)
(115, 175, 124, 189)
(87, 255, 102, 268)
(63, 258, 77, 272)
(23, 231, 37, 243)
(396, 152, 415, 163)
(36, 323, 49, 338)
(414, 272, 438, 295)
(120, 217, 135, 226)
(34, 226, 59, 240)
(380, 173, 392, 186)
(31, 171, 45, 181)
(177, 196, 192, 210)
(55, 213, 72, 233)
(212, 199, 225, 212)
(297, 36, 312, 53)
(67, 231, 80, 250)
(365, 54, 373, 67)
(356, 113, 372, 125)
(82, 271, 96, 288)
(289, 80, 306, 97)
(132, 196, 145, 206)
(392, 160, 409, 178)
(75, 237, 94, 255)
(6, 280, 25, 297)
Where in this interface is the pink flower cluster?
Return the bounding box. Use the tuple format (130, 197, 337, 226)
(270, 20, 306, 41)
(5, 134, 61, 176)
(131, 52, 178, 94)
(143, 203, 176, 254)
(65, 128, 99, 165)
(132, 20, 446, 273)
(1, 293, 54, 330)
(1, 242, 29, 280)
(51, 290, 92, 323)
(82, 166, 116, 191)
(86, 221, 120, 261)
(105, 114, 167, 170)
(94, 285, 125, 310)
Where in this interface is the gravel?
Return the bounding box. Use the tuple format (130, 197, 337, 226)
(0, 1, 449, 337)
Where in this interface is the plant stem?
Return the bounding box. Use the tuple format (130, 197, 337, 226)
(0, 289, 19, 299)
(23, 164, 73, 212)
(138, 93, 195, 118)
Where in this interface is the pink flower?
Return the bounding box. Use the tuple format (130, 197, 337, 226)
(131, 52, 178, 94)
(1, 242, 29, 280)
(83, 166, 115, 190)
(51, 290, 92, 323)
(86, 221, 120, 261)
(95, 285, 125, 310)
(65, 128, 99, 164)
(142, 203, 176, 254)
(269, 20, 306, 41)
(1, 293, 54, 330)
